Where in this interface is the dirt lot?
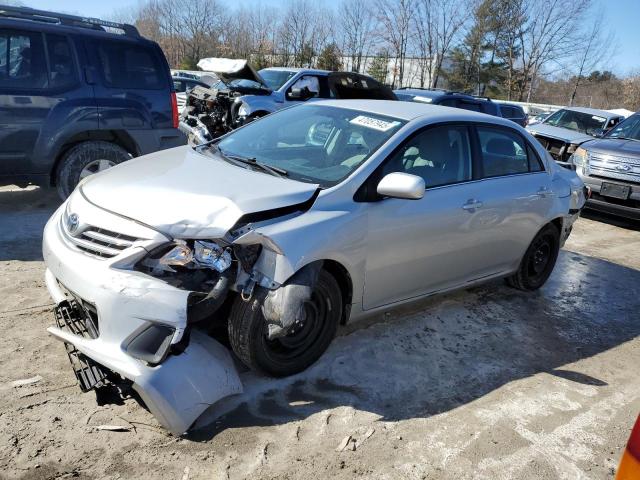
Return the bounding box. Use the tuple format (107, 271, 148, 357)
(1, 185, 639, 480)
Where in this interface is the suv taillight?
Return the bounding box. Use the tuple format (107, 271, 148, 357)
(170, 92, 179, 129)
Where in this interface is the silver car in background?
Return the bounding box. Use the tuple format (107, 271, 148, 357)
(527, 107, 625, 165)
(42, 100, 586, 434)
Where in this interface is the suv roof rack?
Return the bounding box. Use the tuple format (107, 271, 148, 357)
(0, 5, 140, 37)
(397, 87, 448, 92)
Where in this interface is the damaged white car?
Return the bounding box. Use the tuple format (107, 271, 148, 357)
(43, 100, 586, 434)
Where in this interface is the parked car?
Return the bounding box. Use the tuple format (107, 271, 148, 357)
(496, 103, 528, 127)
(179, 58, 397, 143)
(570, 112, 640, 220)
(0, 6, 184, 198)
(527, 107, 625, 166)
(43, 99, 586, 434)
(172, 74, 210, 108)
(395, 88, 500, 115)
(396, 89, 528, 127)
(527, 111, 553, 126)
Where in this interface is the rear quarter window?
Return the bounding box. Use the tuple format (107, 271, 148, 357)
(97, 41, 165, 90)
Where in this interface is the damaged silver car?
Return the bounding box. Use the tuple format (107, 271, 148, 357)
(43, 100, 586, 434)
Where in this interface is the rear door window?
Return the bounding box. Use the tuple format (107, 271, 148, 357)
(0, 29, 48, 89)
(477, 127, 542, 177)
(97, 41, 165, 89)
(46, 34, 77, 89)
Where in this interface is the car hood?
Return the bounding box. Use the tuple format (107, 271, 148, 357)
(583, 137, 640, 157)
(196, 57, 270, 90)
(527, 123, 595, 144)
(80, 146, 319, 239)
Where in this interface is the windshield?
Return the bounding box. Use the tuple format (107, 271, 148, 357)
(605, 114, 640, 141)
(543, 109, 607, 136)
(258, 69, 296, 90)
(213, 105, 405, 187)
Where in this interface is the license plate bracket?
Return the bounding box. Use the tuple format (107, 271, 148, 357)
(600, 182, 630, 200)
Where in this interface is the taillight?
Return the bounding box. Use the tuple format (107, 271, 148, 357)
(170, 92, 179, 129)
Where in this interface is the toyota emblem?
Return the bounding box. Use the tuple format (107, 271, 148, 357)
(67, 213, 79, 234)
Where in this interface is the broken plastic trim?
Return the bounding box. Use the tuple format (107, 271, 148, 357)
(261, 262, 323, 339)
(187, 269, 234, 324)
(233, 188, 320, 228)
(125, 324, 175, 365)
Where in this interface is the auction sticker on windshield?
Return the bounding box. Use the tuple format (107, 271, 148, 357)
(350, 115, 401, 132)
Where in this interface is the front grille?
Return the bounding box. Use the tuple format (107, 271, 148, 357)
(532, 135, 567, 160)
(61, 215, 142, 259)
(588, 152, 640, 184)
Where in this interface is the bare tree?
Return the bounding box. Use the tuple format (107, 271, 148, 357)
(339, 0, 377, 73)
(568, 13, 615, 105)
(431, 0, 472, 88)
(375, 0, 415, 88)
(517, 0, 591, 102)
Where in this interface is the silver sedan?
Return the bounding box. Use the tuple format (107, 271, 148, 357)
(43, 100, 587, 434)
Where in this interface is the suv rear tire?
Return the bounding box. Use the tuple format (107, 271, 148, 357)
(506, 223, 560, 291)
(56, 141, 131, 199)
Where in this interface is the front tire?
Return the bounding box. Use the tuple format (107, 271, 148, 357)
(228, 270, 342, 377)
(506, 223, 560, 291)
(56, 141, 131, 199)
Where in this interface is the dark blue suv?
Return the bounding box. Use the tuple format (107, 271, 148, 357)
(0, 6, 184, 197)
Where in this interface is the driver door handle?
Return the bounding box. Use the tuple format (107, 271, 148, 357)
(462, 199, 483, 211)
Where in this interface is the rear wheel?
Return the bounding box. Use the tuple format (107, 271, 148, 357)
(228, 270, 342, 377)
(56, 141, 131, 199)
(506, 223, 560, 291)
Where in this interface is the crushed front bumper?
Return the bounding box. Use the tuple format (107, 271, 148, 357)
(43, 202, 242, 434)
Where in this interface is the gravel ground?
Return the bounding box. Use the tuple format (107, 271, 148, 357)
(0, 185, 639, 480)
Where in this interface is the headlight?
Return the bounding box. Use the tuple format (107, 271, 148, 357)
(238, 103, 249, 117)
(569, 147, 588, 166)
(566, 144, 580, 154)
(157, 240, 232, 273)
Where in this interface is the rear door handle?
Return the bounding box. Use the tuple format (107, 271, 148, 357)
(462, 199, 483, 211)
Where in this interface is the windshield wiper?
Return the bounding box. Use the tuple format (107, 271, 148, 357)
(217, 147, 288, 178)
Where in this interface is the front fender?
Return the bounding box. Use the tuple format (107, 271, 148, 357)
(237, 95, 279, 116)
(233, 208, 366, 304)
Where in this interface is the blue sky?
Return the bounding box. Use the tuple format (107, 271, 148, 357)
(17, 0, 640, 75)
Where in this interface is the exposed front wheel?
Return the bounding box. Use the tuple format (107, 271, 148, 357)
(56, 141, 131, 199)
(228, 270, 342, 377)
(506, 223, 560, 291)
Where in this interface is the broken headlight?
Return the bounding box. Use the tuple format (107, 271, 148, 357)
(237, 103, 249, 117)
(570, 147, 588, 166)
(158, 240, 232, 272)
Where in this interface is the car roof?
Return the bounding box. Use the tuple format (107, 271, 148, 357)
(311, 99, 514, 125)
(561, 106, 619, 118)
(262, 67, 330, 75)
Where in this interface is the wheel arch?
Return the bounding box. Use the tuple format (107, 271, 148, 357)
(50, 130, 140, 186)
(321, 259, 353, 325)
(549, 216, 564, 234)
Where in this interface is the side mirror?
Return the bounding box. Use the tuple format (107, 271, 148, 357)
(377, 172, 425, 200)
